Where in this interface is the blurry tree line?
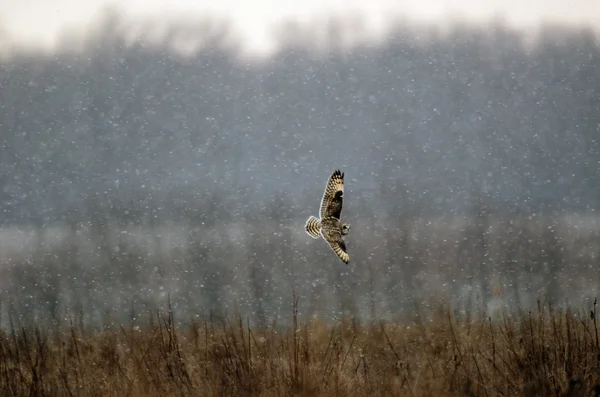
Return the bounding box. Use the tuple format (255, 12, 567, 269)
(0, 15, 599, 225)
(0, 190, 599, 331)
(0, 13, 599, 329)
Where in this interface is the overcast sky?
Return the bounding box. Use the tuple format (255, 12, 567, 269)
(0, 0, 599, 59)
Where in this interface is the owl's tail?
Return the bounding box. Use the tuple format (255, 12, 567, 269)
(305, 216, 322, 239)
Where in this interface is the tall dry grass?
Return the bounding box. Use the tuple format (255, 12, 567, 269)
(0, 296, 599, 397)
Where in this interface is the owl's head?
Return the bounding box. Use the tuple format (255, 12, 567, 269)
(341, 223, 351, 235)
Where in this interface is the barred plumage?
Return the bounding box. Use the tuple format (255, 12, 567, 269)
(305, 169, 351, 264)
(305, 216, 322, 239)
(319, 170, 344, 220)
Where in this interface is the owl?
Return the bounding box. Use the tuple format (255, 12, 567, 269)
(305, 169, 351, 264)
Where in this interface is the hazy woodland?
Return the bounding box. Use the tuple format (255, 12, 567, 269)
(0, 11, 599, 331)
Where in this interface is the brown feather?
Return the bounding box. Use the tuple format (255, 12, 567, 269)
(319, 170, 344, 220)
(321, 216, 350, 264)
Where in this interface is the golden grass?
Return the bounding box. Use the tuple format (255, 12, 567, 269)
(1, 298, 600, 397)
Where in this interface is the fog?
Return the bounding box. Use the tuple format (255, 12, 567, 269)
(0, 2, 599, 330)
(1, 0, 600, 58)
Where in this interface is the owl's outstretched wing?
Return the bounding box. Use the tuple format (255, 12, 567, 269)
(321, 220, 349, 264)
(319, 170, 344, 220)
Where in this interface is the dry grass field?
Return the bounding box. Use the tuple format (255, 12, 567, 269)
(1, 296, 599, 397)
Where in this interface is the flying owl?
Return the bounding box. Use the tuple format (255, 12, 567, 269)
(305, 169, 351, 264)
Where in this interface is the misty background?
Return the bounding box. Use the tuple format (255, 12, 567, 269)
(0, 3, 599, 330)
